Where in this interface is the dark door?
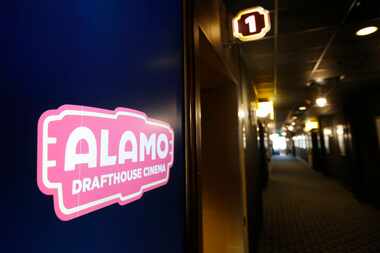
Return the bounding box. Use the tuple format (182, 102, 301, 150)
(198, 31, 247, 253)
(311, 130, 322, 171)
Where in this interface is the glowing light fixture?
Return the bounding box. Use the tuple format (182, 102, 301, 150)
(356, 26, 378, 36)
(323, 128, 332, 153)
(256, 100, 274, 119)
(298, 106, 307, 111)
(316, 97, 328, 107)
(304, 119, 319, 132)
(270, 133, 287, 151)
(233, 7, 271, 41)
(288, 125, 294, 131)
(323, 128, 332, 136)
(336, 125, 344, 135)
(336, 125, 346, 155)
(315, 78, 325, 84)
(267, 122, 275, 129)
(238, 109, 246, 120)
(291, 122, 296, 126)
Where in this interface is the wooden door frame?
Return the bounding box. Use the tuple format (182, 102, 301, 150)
(183, 0, 203, 252)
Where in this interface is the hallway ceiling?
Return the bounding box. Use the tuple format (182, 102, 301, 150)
(225, 0, 380, 128)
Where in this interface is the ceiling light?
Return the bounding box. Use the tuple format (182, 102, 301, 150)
(316, 97, 328, 107)
(298, 106, 307, 111)
(315, 78, 325, 84)
(256, 101, 274, 119)
(356, 26, 378, 36)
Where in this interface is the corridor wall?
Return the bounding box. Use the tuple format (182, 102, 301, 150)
(190, 0, 264, 252)
(316, 79, 380, 207)
(1, 1, 186, 252)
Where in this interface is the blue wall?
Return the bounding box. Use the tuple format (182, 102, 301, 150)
(1, 1, 185, 252)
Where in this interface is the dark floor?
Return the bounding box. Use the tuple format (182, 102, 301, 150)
(258, 156, 380, 253)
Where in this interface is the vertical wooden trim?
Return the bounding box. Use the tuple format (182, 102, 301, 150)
(183, 0, 203, 252)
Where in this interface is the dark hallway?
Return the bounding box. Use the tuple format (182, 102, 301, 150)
(259, 156, 380, 253)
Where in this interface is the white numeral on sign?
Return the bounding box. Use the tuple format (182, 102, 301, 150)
(245, 15, 257, 33)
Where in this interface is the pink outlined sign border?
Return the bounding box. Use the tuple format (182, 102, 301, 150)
(37, 105, 174, 221)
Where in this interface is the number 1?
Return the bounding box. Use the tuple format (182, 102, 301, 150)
(245, 15, 257, 33)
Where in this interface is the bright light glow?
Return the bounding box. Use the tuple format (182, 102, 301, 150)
(315, 78, 324, 84)
(316, 97, 328, 107)
(299, 106, 307, 111)
(270, 133, 287, 151)
(293, 135, 308, 149)
(270, 133, 278, 140)
(281, 131, 287, 136)
(336, 125, 344, 136)
(323, 128, 332, 136)
(291, 122, 296, 126)
(336, 125, 346, 155)
(356, 26, 378, 36)
(256, 101, 274, 119)
(305, 120, 319, 132)
(323, 128, 332, 153)
(238, 110, 246, 120)
(288, 125, 294, 131)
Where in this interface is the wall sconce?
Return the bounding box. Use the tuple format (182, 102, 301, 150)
(238, 109, 246, 120)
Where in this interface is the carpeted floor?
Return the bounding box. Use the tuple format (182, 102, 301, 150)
(258, 155, 380, 253)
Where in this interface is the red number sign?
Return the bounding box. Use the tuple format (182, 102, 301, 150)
(233, 7, 271, 41)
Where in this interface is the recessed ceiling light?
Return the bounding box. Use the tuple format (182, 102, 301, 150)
(316, 97, 328, 107)
(298, 106, 307, 111)
(356, 26, 378, 36)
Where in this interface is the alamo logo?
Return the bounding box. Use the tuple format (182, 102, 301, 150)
(37, 105, 174, 221)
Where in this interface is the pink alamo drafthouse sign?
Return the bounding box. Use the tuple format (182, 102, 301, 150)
(37, 105, 174, 221)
